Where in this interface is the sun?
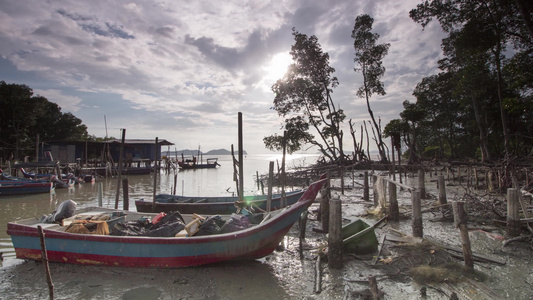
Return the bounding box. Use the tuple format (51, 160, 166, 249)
(263, 52, 292, 81)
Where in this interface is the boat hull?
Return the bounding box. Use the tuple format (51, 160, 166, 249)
(0, 181, 54, 196)
(135, 190, 305, 214)
(7, 178, 326, 268)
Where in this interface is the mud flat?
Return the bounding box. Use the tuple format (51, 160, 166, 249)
(1, 170, 532, 299)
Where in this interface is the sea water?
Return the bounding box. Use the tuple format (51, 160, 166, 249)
(0, 153, 319, 267)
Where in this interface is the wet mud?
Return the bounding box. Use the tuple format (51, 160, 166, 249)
(1, 171, 533, 299)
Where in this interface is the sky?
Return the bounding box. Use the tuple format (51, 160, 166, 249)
(0, 0, 445, 155)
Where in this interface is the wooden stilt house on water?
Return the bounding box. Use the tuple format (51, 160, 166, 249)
(38, 139, 174, 177)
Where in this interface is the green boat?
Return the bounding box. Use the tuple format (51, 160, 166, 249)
(341, 219, 379, 254)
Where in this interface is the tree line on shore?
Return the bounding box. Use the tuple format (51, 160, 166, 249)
(263, 1, 532, 168)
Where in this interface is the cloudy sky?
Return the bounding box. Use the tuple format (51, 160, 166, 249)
(0, 0, 444, 154)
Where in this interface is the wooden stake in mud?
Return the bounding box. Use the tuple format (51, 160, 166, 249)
(267, 161, 274, 212)
(412, 191, 423, 238)
(320, 174, 331, 232)
(122, 178, 129, 211)
(37, 226, 54, 300)
(115, 128, 126, 209)
(418, 169, 426, 199)
(328, 196, 342, 269)
(438, 175, 447, 205)
(369, 275, 380, 299)
(363, 171, 369, 201)
(388, 181, 399, 221)
(173, 174, 177, 195)
(452, 201, 474, 270)
(152, 137, 158, 209)
(238, 112, 244, 202)
(507, 188, 521, 237)
(97, 182, 103, 207)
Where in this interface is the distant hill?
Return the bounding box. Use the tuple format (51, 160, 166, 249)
(162, 148, 247, 156)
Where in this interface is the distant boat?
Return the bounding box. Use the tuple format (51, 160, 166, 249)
(7, 178, 327, 268)
(178, 157, 220, 170)
(135, 189, 305, 215)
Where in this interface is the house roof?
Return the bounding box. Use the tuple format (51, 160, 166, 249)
(110, 139, 174, 146)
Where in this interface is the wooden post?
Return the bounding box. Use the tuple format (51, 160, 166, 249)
(238, 112, 244, 202)
(281, 131, 287, 207)
(98, 182, 103, 207)
(267, 161, 274, 212)
(391, 136, 396, 182)
(340, 167, 344, 195)
(152, 137, 158, 209)
(412, 191, 423, 238)
(256, 171, 260, 191)
(173, 174, 177, 195)
(122, 178, 129, 211)
(377, 177, 387, 208)
(388, 181, 399, 221)
(328, 196, 342, 269)
(474, 167, 479, 189)
(418, 169, 426, 199)
(363, 171, 369, 201)
(372, 175, 378, 206)
(115, 128, 126, 209)
(507, 188, 521, 237)
(35, 133, 40, 162)
(37, 226, 54, 300)
(320, 174, 330, 232)
(487, 170, 493, 193)
(438, 175, 447, 205)
(369, 275, 380, 299)
(452, 201, 474, 270)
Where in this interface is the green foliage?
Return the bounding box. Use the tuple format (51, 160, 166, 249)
(401, 0, 533, 162)
(352, 14, 391, 163)
(266, 29, 345, 162)
(0, 81, 89, 160)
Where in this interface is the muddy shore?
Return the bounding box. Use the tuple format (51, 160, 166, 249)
(1, 172, 532, 299)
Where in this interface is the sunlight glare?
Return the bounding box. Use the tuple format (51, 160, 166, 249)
(263, 52, 292, 81)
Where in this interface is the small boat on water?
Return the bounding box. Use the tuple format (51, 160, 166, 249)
(20, 168, 78, 188)
(178, 157, 220, 169)
(0, 180, 54, 196)
(135, 189, 306, 214)
(7, 178, 327, 268)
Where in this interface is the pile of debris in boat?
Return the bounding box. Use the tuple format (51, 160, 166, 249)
(40, 200, 266, 238)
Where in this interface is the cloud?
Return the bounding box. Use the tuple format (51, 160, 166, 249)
(34, 89, 83, 112)
(0, 0, 447, 154)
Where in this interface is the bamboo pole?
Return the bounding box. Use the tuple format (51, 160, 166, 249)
(37, 226, 54, 300)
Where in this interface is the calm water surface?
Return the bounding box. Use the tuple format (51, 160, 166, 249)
(0, 154, 318, 267)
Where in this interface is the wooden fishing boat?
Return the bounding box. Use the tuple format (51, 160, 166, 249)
(135, 189, 306, 214)
(0, 180, 54, 196)
(7, 178, 326, 268)
(178, 157, 220, 169)
(20, 168, 78, 188)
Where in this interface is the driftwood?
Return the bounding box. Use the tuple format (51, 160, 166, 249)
(425, 238, 506, 265)
(502, 234, 533, 247)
